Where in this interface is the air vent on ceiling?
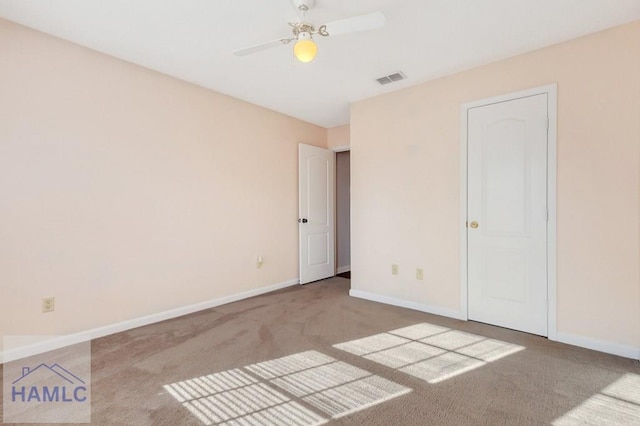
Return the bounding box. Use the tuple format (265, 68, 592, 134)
(376, 71, 407, 86)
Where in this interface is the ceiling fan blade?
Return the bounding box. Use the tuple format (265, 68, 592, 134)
(323, 11, 386, 37)
(233, 38, 292, 56)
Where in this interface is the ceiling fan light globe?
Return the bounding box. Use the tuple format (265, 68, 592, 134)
(294, 39, 317, 63)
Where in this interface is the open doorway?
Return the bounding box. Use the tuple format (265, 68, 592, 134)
(336, 150, 350, 279)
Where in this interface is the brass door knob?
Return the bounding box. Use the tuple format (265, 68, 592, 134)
(470, 221, 479, 229)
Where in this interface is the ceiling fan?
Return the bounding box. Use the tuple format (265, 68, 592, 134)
(233, 0, 386, 63)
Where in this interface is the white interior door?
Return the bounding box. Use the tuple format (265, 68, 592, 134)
(467, 94, 548, 336)
(299, 144, 335, 284)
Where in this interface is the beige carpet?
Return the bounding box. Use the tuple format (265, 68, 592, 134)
(2, 277, 640, 425)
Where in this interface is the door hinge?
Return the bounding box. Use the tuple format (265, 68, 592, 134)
(546, 117, 550, 131)
(546, 208, 549, 222)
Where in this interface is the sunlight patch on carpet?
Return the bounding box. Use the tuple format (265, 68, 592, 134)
(330, 333, 410, 356)
(334, 322, 525, 384)
(400, 352, 485, 384)
(247, 351, 411, 419)
(387, 322, 450, 340)
(164, 350, 411, 425)
(259, 362, 371, 397)
(420, 330, 485, 350)
(553, 373, 640, 425)
(245, 351, 335, 380)
(364, 341, 446, 369)
(303, 375, 410, 419)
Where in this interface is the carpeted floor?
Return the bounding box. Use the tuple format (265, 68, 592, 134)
(2, 277, 639, 425)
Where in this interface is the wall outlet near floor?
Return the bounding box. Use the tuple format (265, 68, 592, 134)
(257, 256, 264, 269)
(416, 268, 424, 280)
(391, 264, 399, 275)
(42, 297, 55, 313)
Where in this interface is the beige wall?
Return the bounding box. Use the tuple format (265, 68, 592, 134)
(0, 19, 326, 350)
(327, 125, 350, 149)
(351, 21, 640, 349)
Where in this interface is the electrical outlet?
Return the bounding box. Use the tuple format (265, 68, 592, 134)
(416, 268, 424, 280)
(42, 297, 55, 313)
(257, 256, 264, 269)
(391, 264, 399, 275)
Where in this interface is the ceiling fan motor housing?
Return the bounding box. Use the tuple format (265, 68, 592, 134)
(293, 0, 315, 13)
(292, 23, 316, 37)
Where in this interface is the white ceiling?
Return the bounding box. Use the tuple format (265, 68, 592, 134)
(1, 0, 639, 128)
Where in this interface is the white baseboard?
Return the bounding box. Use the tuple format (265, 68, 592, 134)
(0, 278, 299, 364)
(336, 265, 351, 274)
(349, 289, 466, 321)
(6, 281, 636, 363)
(553, 332, 640, 360)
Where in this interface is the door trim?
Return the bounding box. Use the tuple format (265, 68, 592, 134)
(331, 145, 350, 153)
(459, 83, 558, 340)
